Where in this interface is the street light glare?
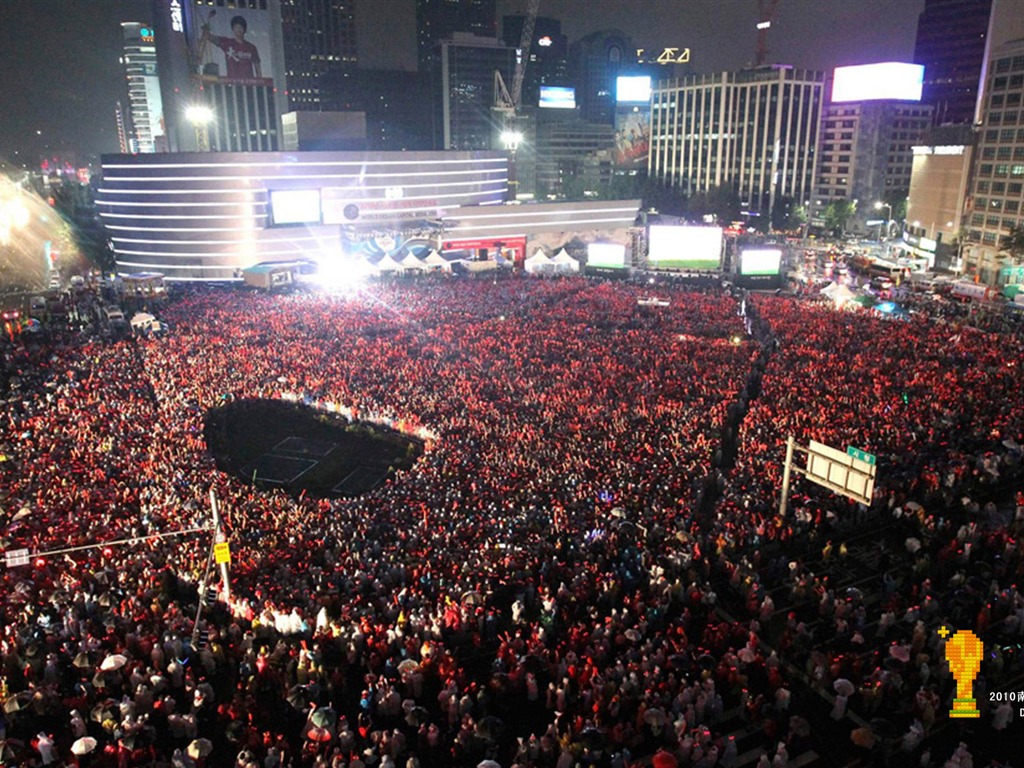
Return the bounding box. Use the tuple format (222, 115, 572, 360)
(186, 105, 214, 125)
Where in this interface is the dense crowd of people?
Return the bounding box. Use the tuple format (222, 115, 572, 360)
(1, 275, 1023, 768)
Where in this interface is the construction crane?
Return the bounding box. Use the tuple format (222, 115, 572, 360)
(494, 0, 540, 199)
(755, 0, 780, 67)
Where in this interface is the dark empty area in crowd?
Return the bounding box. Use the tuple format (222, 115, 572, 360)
(203, 399, 423, 498)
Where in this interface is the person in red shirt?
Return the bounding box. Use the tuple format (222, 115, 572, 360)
(203, 15, 262, 80)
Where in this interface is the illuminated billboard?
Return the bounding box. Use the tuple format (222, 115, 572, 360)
(195, 3, 277, 85)
(648, 225, 722, 270)
(270, 189, 321, 225)
(539, 86, 576, 109)
(616, 75, 652, 103)
(831, 62, 924, 103)
(587, 243, 626, 268)
(615, 111, 650, 168)
(739, 249, 783, 275)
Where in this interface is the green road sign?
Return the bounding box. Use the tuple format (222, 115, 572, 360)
(847, 446, 876, 466)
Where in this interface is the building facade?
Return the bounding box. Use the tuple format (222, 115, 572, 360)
(814, 100, 933, 230)
(280, 0, 357, 112)
(904, 127, 975, 270)
(649, 65, 825, 220)
(416, 0, 495, 72)
(120, 22, 168, 153)
(435, 33, 516, 151)
(568, 31, 635, 125)
(963, 38, 1024, 283)
(913, 0, 993, 125)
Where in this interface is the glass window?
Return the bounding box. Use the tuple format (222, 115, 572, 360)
(993, 76, 1008, 89)
(1005, 201, 1020, 213)
(993, 181, 1007, 193)
(1003, 218, 1017, 230)
(1007, 93, 1022, 107)
(1010, 183, 1023, 195)
(971, 213, 985, 226)
(998, 147, 1012, 160)
(990, 199, 1003, 210)
(1001, 129, 1016, 141)
(838, 155, 850, 162)
(1013, 165, 1024, 177)
(986, 129, 999, 141)
(996, 165, 1009, 175)
(983, 232, 997, 244)
(990, 95, 1005, 108)
(980, 164, 993, 175)
(990, 113, 1002, 124)
(977, 181, 990, 192)
(995, 59, 1011, 74)
(987, 216, 1002, 227)
(982, 147, 996, 159)
(976, 197, 988, 208)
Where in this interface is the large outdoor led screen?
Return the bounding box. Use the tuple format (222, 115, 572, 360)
(648, 225, 722, 270)
(270, 189, 322, 225)
(740, 249, 783, 275)
(616, 75, 652, 103)
(831, 62, 924, 103)
(539, 86, 576, 109)
(587, 242, 626, 268)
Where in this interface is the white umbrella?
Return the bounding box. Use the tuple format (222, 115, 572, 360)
(187, 738, 213, 759)
(13, 507, 32, 522)
(71, 736, 98, 755)
(905, 501, 923, 512)
(100, 654, 128, 671)
(834, 678, 855, 697)
(905, 538, 921, 554)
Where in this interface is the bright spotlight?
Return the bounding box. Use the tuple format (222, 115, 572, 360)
(313, 257, 371, 291)
(185, 105, 214, 125)
(501, 130, 523, 149)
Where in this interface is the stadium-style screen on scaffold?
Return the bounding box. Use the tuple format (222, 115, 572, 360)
(587, 242, 626, 268)
(739, 249, 783, 276)
(648, 225, 723, 270)
(539, 86, 576, 109)
(270, 189, 322, 225)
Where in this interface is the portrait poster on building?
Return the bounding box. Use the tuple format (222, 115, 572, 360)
(614, 111, 650, 168)
(193, 2, 276, 85)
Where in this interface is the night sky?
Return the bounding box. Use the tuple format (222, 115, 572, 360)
(0, 0, 924, 166)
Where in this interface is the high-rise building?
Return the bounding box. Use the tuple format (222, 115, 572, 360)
(649, 65, 825, 220)
(814, 63, 933, 230)
(501, 16, 569, 111)
(321, 68, 432, 151)
(568, 31, 635, 125)
(416, 0, 495, 72)
(913, 0, 992, 125)
(962, 37, 1024, 284)
(280, 0, 357, 111)
(120, 22, 168, 153)
(433, 33, 516, 151)
(151, 0, 289, 152)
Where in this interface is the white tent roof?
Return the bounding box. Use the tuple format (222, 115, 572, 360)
(400, 253, 427, 269)
(525, 251, 553, 265)
(375, 255, 403, 272)
(530, 248, 549, 260)
(423, 250, 446, 265)
(130, 312, 156, 328)
(830, 284, 857, 304)
(553, 248, 572, 260)
(820, 281, 839, 297)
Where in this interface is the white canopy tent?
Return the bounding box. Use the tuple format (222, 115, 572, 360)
(374, 255, 403, 273)
(400, 253, 428, 271)
(524, 251, 555, 275)
(551, 250, 580, 272)
(422, 250, 450, 271)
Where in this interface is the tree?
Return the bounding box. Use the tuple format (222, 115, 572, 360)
(1002, 223, 1024, 263)
(687, 184, 740, 224)
(822, 198, 856, 236)
(771, 196, 807, 233)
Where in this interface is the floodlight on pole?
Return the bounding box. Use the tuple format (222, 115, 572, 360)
(874, 201, 892, 241)
(186, 105, 214, 151)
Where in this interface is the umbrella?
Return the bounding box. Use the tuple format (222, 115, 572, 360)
(905, 538, 921, 554)
(476, 716, 503, 742)
(397, 659, 419, 674)
(889, 645, 910, 662)
(307, 726, 333, 743)
(788, 716, 810, 738)
(851, 728, 877, 749)
(73, 652, 91, 669)
(187, 738, 213, 759)
(652, 751, 679, 768)
(0, 740, 19, 761)
(461, 590, 482, 606)
(287, 685, 310, 711)
(309, 707, 336, 729)
(904, 501, 923, 512)
(3, 693, 31, 714)
(100, 654, 127, 671)
(624, 629, 641, 642)
(478, 762, 503, 768)
(90, 700, 117, 723)
(579, 727, 606, 750)
(405, 706, 429, 726)
(643, 707, 668, 727)
(834, 679, 855, 697)
(610, 508, 626, 519)
(12, 507, 31, 522)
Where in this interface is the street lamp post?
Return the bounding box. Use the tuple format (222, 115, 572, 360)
(501, 130, 523, 203)
(185, 105, 215, 152)
(875, 201, 892, 242)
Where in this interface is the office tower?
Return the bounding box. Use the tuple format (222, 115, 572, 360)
(815, 63, 933, 230)
(120, 22, 168, 153)
(501, 16, 569, 111)
(568, 31, 635, 125)
(913, 0, 992, 125)
(649, 65, 825, 220)
(280, 0, 357, 111)
(434, 33, 516, 151)
(962, 37, 1024, 283)
(417, 0, 495, 71)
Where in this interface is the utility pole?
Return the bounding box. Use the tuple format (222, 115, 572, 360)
(210, 488, 231, 602)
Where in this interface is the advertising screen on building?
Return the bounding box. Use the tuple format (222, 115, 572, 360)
(614, 111, 650, 168)
(142, 63, 166, 139)
(539, 86, 576, 109)
(270, 189, 322, 225)
(194, 2, 276, 85)
(648, 226, 722, 270)
(587, 243, 626, 268)
(616, 75, 652, 103)
(739, 249, 783, 275)
(831, 62, 924, 103)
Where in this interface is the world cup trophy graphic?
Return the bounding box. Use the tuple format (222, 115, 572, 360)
(943, 628, 983, 719)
